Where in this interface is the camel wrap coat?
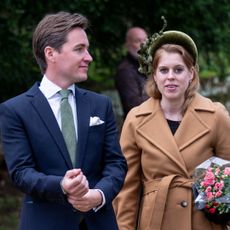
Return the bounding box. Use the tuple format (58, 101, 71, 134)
(113, 93, 230, 230)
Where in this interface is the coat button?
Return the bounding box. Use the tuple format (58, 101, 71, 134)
(180, 201, 188, 207)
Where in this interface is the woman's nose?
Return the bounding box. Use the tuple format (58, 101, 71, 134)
(167, 70, 175, 79)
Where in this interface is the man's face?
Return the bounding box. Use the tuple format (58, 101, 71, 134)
(126, 28, 147, 58)
(51, 27, 93, 86)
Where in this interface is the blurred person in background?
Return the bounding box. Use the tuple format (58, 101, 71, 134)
(114, 27, 149, 119)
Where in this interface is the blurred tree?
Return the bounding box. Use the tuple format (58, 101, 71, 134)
(0, 0, 229, 101)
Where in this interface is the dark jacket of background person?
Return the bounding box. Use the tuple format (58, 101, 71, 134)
(115, 52, 148, 118)
(114, 27, 149, 119)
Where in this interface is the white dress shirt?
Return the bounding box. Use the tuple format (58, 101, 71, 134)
(39, 75, 105, 211)
(39, 75, 78, 140)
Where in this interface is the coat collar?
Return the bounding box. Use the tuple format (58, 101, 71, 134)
(135, 93, 214, 176)
(175, 93, 214, 151)
(135, 93, 215, 117)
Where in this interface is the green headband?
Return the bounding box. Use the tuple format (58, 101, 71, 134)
(138, 17, 198, 76)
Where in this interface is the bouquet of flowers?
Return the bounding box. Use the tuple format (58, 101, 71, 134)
(192, 157, 230, 224)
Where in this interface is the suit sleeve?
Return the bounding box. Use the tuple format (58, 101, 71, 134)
(0, 103, 67, 204)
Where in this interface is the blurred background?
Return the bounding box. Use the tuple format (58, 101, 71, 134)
(0, 0, 230, 229)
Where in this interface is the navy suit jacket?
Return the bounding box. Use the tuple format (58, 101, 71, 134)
(0, 82, 127, 230)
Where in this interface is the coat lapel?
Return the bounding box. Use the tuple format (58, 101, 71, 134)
(136, 94, 214, 176)
(136, 99, 189, 175)
(175, 94, 212, 151)
(27, 83, 73, 168)
(75, 87, 90, 168)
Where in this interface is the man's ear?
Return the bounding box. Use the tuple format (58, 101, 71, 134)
(44, 46, 56, 63)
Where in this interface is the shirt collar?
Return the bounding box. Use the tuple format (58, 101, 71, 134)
(40, 75, 75, 99)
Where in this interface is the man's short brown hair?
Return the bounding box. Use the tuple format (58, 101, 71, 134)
(32, 11, 88, 74)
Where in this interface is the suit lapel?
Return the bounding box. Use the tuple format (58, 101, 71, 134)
(27, 83, 73, 168)
(75, 87, 90, 168)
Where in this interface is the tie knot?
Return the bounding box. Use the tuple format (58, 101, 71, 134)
(59, 89, 71, 100)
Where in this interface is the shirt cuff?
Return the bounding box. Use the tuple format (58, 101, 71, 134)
(60, 178, 67, 195)
(93, 189, 106, 212)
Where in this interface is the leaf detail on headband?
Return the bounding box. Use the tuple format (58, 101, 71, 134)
(138, 16, 167, 76)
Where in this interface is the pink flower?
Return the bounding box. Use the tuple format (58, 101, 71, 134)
(204, 171, 215, 185)
(214, 182, 224, 191)
(207, 167, 212, 172)
(215, 167, 220, 175)
(206, 192, 214, 201)
(223, 167, 230, 175)
(202, 181, 213, 187)
(204, 171, 215, 180)
(205, 186, 212, 193)
(215, 190, 222, 197)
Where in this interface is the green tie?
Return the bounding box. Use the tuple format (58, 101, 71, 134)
(59, 89, 76, 166)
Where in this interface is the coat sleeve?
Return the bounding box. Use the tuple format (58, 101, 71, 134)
(113, 109, 142, 229)
(92, 96, 128, 205)
(213, 102, 230, 160)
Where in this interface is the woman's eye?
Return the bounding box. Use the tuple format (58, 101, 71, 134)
(159, 68, 168, 74)
(174, 67, 184, 73)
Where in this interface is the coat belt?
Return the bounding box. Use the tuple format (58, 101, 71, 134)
(142, 175, 193, 230)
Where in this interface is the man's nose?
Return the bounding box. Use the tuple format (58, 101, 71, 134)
(85, 50, 93, 62)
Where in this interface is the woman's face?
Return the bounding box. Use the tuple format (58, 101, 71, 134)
(153, 50, 193, 103)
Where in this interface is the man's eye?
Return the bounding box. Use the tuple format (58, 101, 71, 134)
(76, 48, 83, 52)
(75, 47, 84, 53)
